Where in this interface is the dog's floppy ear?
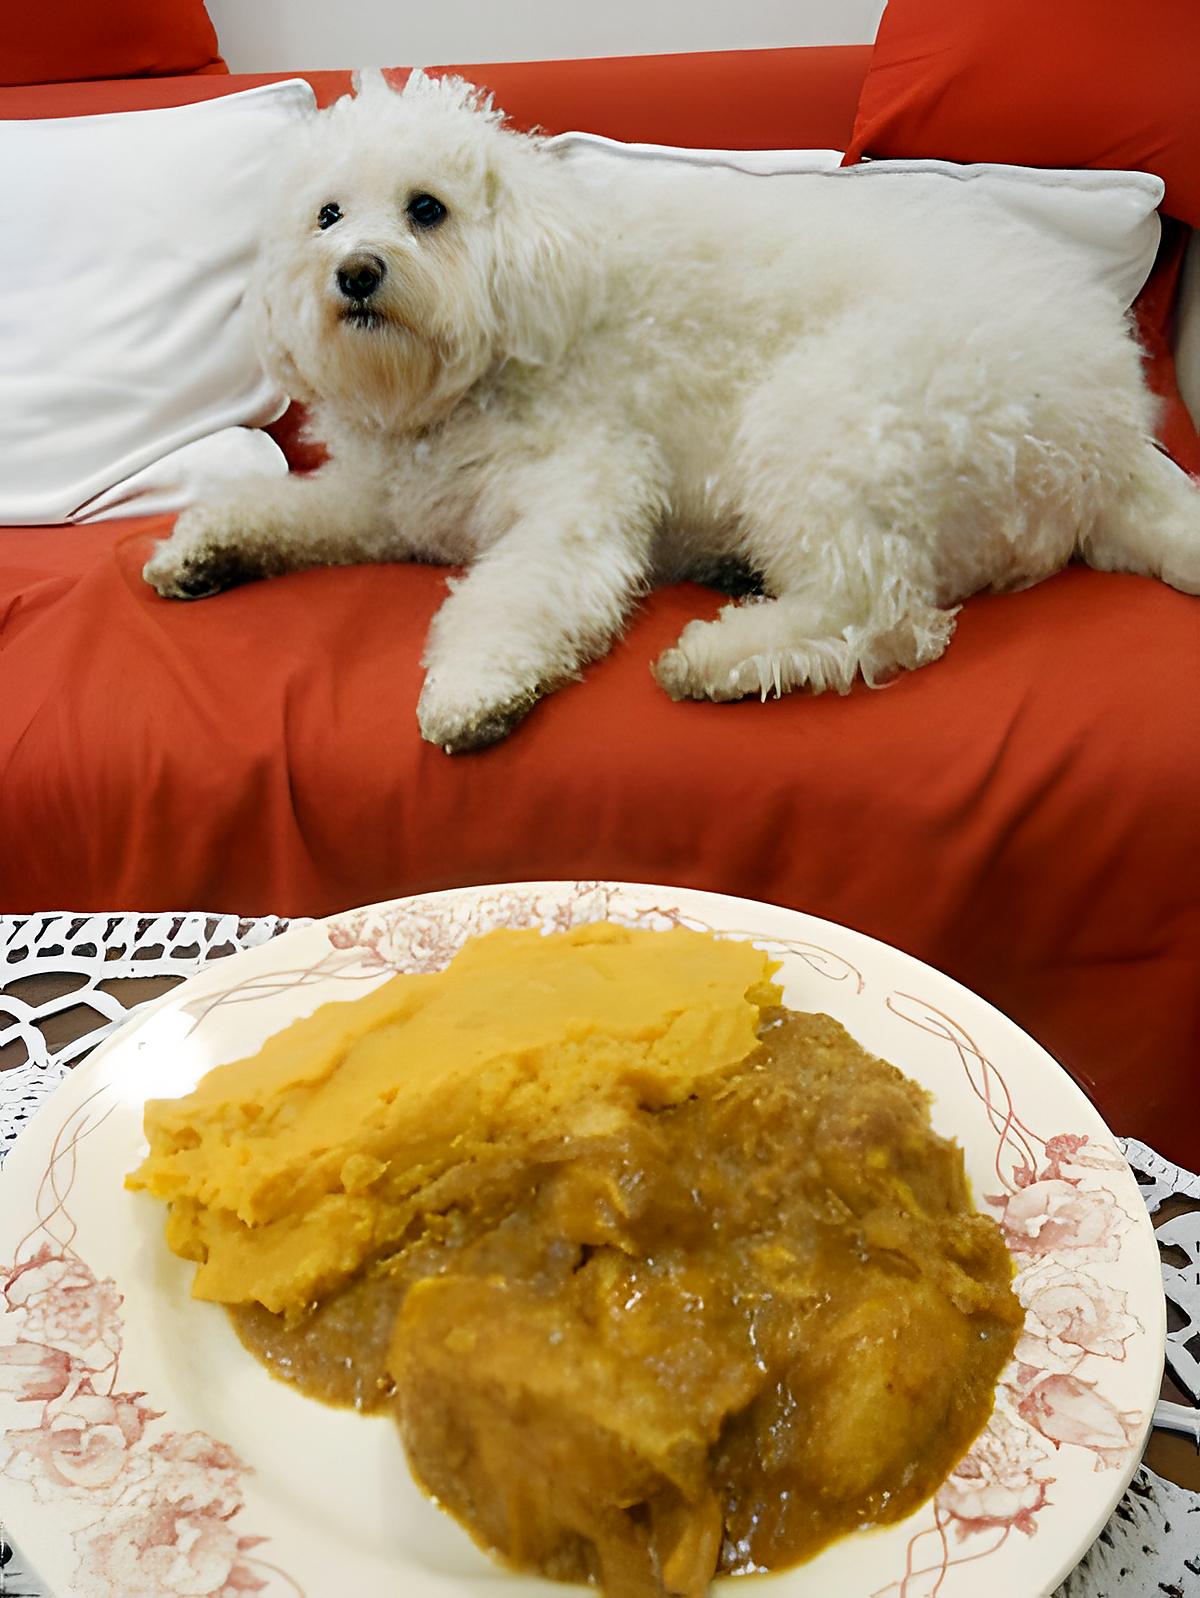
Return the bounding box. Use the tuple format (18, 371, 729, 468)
(246, 240, 316, 404)
(486, 144, 601, 367)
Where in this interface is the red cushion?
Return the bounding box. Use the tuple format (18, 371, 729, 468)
(1, 522, 1198, 1169)
(845, 0, 1200, 227)
(4, 0, 225, 86)
(428, 47, 871, 145)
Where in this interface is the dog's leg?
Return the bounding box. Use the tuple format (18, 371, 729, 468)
(655, 321, 976, 703)
(143, 467, 394, 599)
(417, 489, 654, 753)
(1080, 441, 1200, 595)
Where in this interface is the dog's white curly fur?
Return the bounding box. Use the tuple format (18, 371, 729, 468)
(144, 67, 1200, 751)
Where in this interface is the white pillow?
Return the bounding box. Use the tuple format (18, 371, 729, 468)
(549, 134, 845, 176)
(0, 81, 315, 526)
(550, 133, 1164, 312)
(75, 427, 290, 521)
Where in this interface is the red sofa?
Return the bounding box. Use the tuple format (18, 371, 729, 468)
(2, 47, 1198, 1167)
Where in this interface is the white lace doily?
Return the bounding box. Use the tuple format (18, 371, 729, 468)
(0, 911, 299, 1164)
(0, 912, 1197, 1597)
(1122, 1136, 1200, 1457)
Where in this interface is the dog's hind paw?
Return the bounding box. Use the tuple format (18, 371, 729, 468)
(653, 643, 757, 703)
(652, 647, 703, 702)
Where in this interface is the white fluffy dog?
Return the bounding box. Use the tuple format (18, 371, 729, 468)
(145, 68, 1200, 751)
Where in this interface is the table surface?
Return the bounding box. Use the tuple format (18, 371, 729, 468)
(1, 911, 1198, 1597)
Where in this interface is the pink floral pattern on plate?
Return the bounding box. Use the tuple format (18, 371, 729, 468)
(328, 879, 867, 990)
(871, 1000, 1147, 1596)
(0, 1096, 303, 1597)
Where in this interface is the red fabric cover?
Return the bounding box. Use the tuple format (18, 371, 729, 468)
(2, 51, 1197, 1165)
(845, 0, 1200, 228)
(2, 524, 1197, 1167)
(4, 1, 225, 86)
(0, 46, 869, 135)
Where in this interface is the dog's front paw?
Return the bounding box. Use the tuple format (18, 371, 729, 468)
(142, 507, 258, 600)
(417, 674, 539, 754)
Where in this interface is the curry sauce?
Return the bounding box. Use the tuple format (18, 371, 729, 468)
(227, 1009, 1021, 1594)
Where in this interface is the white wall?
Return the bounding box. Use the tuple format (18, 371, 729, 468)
(206, 0, 885, 72)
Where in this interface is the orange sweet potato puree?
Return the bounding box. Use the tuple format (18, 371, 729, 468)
(127, 924, 777, 1315)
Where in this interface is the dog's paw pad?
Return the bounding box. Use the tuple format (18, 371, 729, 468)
(417, 682, 539, 753)
(143, 546, 254, 601)
(440, 705, 526, 753)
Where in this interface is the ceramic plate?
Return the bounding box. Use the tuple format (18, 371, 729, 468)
(0, 882, 1164, 1598)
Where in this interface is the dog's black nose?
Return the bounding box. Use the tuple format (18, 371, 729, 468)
(336, 252, 386, 302)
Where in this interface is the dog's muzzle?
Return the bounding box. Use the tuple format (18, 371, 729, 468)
(336, 252, 387, 303)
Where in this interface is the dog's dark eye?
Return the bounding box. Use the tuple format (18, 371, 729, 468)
(407, 192, 447, 230)
(317, 202, 343, 230)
